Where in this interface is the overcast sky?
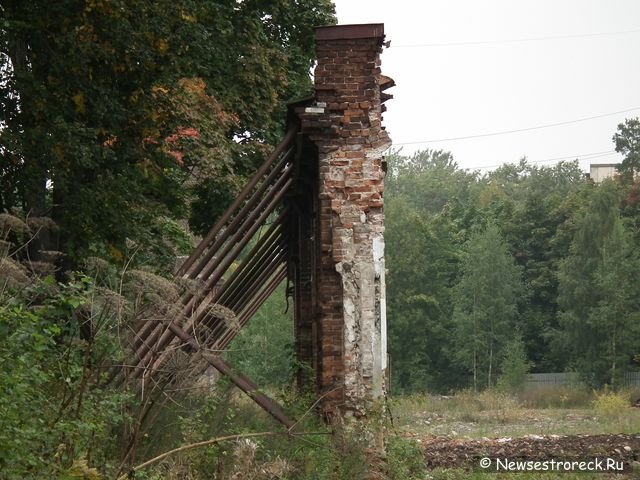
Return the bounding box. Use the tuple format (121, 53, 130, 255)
(333, 0, 640, 172)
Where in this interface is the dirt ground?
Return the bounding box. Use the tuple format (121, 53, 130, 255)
(414, 433, 640, 472)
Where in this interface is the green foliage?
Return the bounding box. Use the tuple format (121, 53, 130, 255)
(386, 436, 427, 480)
(385, 150, 472, 392)
(613, 117, 640, 182)
(59, 460, 103, 480)
(385, 141, 640, 394)
(556, 181, 640, 387)
(385, 151, 594, 393)
(0, 304, 58, 477)
(386, 196, 463, 392)
(498, 336, 532, 392)
(592, 390, 628, 420)
(0, 0, 335, 265)
(139, 384, 390, 480)
(452, 223, 525, 390)
(0, 275, 131, 479)
(224, 284, 295, 387)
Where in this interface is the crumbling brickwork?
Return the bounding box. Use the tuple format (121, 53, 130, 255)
(295, 24, 392, 418)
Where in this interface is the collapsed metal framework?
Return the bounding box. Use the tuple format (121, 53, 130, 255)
(114, 121, 309, 442)
(112, 24, 393, 464)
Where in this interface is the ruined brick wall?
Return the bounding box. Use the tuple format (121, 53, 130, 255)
(297, 24, 392, 418)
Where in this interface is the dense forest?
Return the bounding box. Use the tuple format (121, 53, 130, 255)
(385, 125, 640, 393)
(2, 0, 640, 477)
(236, 129, 640, 395)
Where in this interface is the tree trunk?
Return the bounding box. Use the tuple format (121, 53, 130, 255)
(610, 323, 617, 388)
(488, 341, 493, 389)
(9, 38, 52, 260)
(472, 292, 477, 392)
(473, 347, 477, 393)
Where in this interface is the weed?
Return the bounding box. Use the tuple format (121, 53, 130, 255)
(592, 390, 629, 421)
(387, 436, 426, 480)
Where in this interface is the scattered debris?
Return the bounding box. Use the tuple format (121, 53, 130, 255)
(417, 434, 640, 470)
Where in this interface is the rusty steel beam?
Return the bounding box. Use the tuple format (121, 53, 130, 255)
(119, 230, 285, 389)
(222, 247, 286, 312)
(236, 267, 288, 325)
(226, 248, 287, 312)
(129, 189, 293, 381)
(215, 223, 284, 304)
(215, 264, 287, 348)
(144, 246, 287, 388)
(204, 250, 287, 345)
(179, 171, 293, 318)
(220, 236, 287, 309)
(199, 251, 282, 348)
(183, 149, 294, 281)
(164, 321, 295, 429)
(203, 252, 287, 349)
(187, 216, 285, 330)
(131, 154, 294, 352)
(216, 268, 287, 352)
(129, 196, 290, 376)
(186, 168, 293, 290)
(176, 124, 298, 277)
(216, 273, 287, 353)
(180, 192, 292, 332)
(111, 126, 303, 434)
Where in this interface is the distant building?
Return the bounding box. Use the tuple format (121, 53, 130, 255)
(588, 163, 619, 183)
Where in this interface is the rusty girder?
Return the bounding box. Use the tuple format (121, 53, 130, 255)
(113, 123, 303, 430)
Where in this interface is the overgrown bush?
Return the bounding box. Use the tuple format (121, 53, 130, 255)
(592, 390, 628, 421)
(386, 436, 426, 480)
(0, 275, 132, 479)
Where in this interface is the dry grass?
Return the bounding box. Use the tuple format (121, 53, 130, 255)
(0, 213, 30, 236)
(519, 385, 594, 409)
(390, 388, 640, 439)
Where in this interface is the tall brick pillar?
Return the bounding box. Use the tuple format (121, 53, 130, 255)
(296, 23, 393, 419)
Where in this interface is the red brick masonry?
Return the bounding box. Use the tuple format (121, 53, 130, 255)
(296, 24, 393, 418)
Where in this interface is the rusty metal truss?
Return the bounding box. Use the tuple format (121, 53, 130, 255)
(112, 122, 309, 450)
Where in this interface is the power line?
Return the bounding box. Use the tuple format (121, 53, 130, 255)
(393, 107, 640, 146)
(392, 28, 640, 48)
(466, 150, 620, 171)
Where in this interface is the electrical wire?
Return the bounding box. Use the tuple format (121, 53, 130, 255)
(392, 28, 640, 48)
(392, 107, 640, 146)
(466, 150, 620, 171)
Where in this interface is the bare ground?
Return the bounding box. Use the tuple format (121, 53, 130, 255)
(411, 433, 640, 471)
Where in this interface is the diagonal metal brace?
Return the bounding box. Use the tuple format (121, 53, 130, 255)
(165, 321, 296, 429)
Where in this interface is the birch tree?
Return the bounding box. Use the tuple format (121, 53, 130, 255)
(452, 223, 524, 390)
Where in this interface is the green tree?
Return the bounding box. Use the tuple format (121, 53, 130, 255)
(613, 117, 640, 182)
(452, 223, 524, 391)
(556, 181, 640, 386)
(497, 335, 532, 392)
(385, 197, 463, 392)
(0, 276, 131, 479)
(385, 150, 478, 392)
(386, 149, 478, 216)
(488, 160, 586, 372)
(589, 219, 640, 387)
(0, 0, 335, 268)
